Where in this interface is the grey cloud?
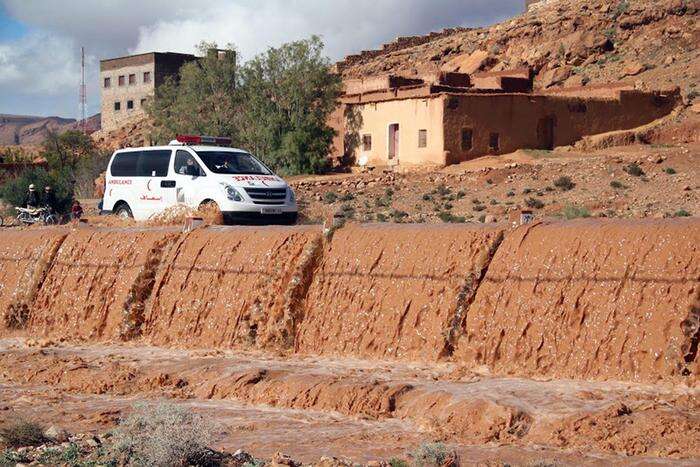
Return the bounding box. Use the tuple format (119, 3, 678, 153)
(0, 0, 523, 117)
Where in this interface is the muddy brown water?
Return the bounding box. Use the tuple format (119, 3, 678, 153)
(0, 339, 698, 465)
(0, 219, 698, 463)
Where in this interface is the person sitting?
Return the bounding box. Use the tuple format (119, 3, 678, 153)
(44, 186, 58, 213)
(24, 184, 40, 209)
(71, 200, 84, 220)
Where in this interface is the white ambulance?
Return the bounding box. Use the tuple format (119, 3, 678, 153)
(102, 135, 298, 224)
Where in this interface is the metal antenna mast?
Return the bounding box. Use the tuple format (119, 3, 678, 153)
(79, 46, 87, 133)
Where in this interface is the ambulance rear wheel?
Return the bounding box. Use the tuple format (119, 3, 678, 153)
(114, 203, 133, 219)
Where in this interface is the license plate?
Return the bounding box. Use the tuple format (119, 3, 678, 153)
(260, 207, 282, 215)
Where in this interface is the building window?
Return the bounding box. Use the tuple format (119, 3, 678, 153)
(127, 100, 134, 110)
(568, 102, 587, 113)
(103, 77, 111, 88)
(489, 132, 500, 151)
(143, 72, 151, 83)
(128, 74, 136, 85)
(118, 75, 125, 86)
(362, 134, 372, 151)
(461, 128, 473, 151)
(418, 129, 427, 148)
(140, 98, 147, 108)
(114, 102, 121, 111)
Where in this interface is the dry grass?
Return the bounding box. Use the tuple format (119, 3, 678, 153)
(0, 421, 46, 448)
(109, 402, 215, 467)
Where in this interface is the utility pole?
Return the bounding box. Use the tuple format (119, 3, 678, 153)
(79, 46, 87, 133)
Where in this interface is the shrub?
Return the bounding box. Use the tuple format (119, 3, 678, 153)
(322, 191, 338, 204)
(385, 188, 394, 197)
(109, 403, 215, 467)
(422, 193, 432, 201)
(37, 443, 82, 465)
(506, 190, 515, 197)
(376, 213, 388, 222)
(525, 197, 545, 209)
(610, 180, 624, 189)
(375, 196, 391, 208)
(664, 167, 677, 175)
(674, 209, 691, 217)
(434, 184, 451, 198)
(339, 192, 354, 201)
(562, 204, 591, 219)
(522, 187, 533, 194)
(438, 212, 465, 223)
(409, 442, 458, 467)
(490, 198, 499, 205)
(391, 209, 408, 222)
(553, 176, 575, 191)
(456, 190, 466, 199)
(0, 421, 46, 448)
(527, 461, 558, 467)
(388, 458, 409, 467)
(339, 204, 355, 218)
(623, 163, 644, 177)
(612, 0, 629, 19)
(472, 204, 486, 212)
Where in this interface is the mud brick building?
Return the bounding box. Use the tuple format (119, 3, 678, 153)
(331, 71, 680, 169)
(99, 52, 197, 132)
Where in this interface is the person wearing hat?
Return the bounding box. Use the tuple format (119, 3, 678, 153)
(43, 185, 58, 214)
(24, 184, 40, 209)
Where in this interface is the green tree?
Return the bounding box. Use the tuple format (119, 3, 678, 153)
(239, 35, 341, 174)
(147, 42, 240, 144)
(42, 130, 97, 172)
(0, 130, 109, 212)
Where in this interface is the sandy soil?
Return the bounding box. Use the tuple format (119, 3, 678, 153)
(291, 142, 699, 225)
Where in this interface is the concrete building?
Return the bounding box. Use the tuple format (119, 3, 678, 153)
(331, 72, 680, 169)
(100, 52, 197, 132)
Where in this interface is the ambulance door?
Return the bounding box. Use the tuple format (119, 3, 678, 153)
(173, 149, 208, 208)
(137, 149, 173, 218)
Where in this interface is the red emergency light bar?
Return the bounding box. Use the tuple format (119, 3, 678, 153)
(176, 134, 232, 146)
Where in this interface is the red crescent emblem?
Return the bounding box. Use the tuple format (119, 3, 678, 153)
(109, 188, 113, 197)
(147, 179, 152, 191)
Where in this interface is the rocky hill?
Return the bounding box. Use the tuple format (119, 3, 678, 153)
(0, 113, 101, 146)
(338, 0, 698, 97)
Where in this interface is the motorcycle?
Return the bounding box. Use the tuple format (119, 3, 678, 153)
(16, 207, 58, 226)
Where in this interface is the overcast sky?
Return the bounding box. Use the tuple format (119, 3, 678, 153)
(0, 0, 522, 119)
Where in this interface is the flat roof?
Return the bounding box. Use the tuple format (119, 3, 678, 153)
(99, 51, 197, 64)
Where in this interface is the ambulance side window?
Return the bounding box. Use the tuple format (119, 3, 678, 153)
(110, 151, 139, 176)
(138, 150, 171, 177)
(174, 150, 205, 177)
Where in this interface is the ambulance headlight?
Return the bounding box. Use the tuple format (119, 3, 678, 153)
(287, 187, 295, 203)
(220, 183, 242, 202)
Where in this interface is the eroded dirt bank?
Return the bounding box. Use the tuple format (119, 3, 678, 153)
(1, 219, 699, 385)
(142, 226, 322, 350)
(26, 228, 179, 341)
(295, 224, 504, 360)
(0, 229, 68, 331)
(454, 218, 700, 384)
(1, 340, 698, 463)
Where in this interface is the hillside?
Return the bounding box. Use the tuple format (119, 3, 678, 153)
(338, 0, 698, 97)
(0, 113, 101, 146)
